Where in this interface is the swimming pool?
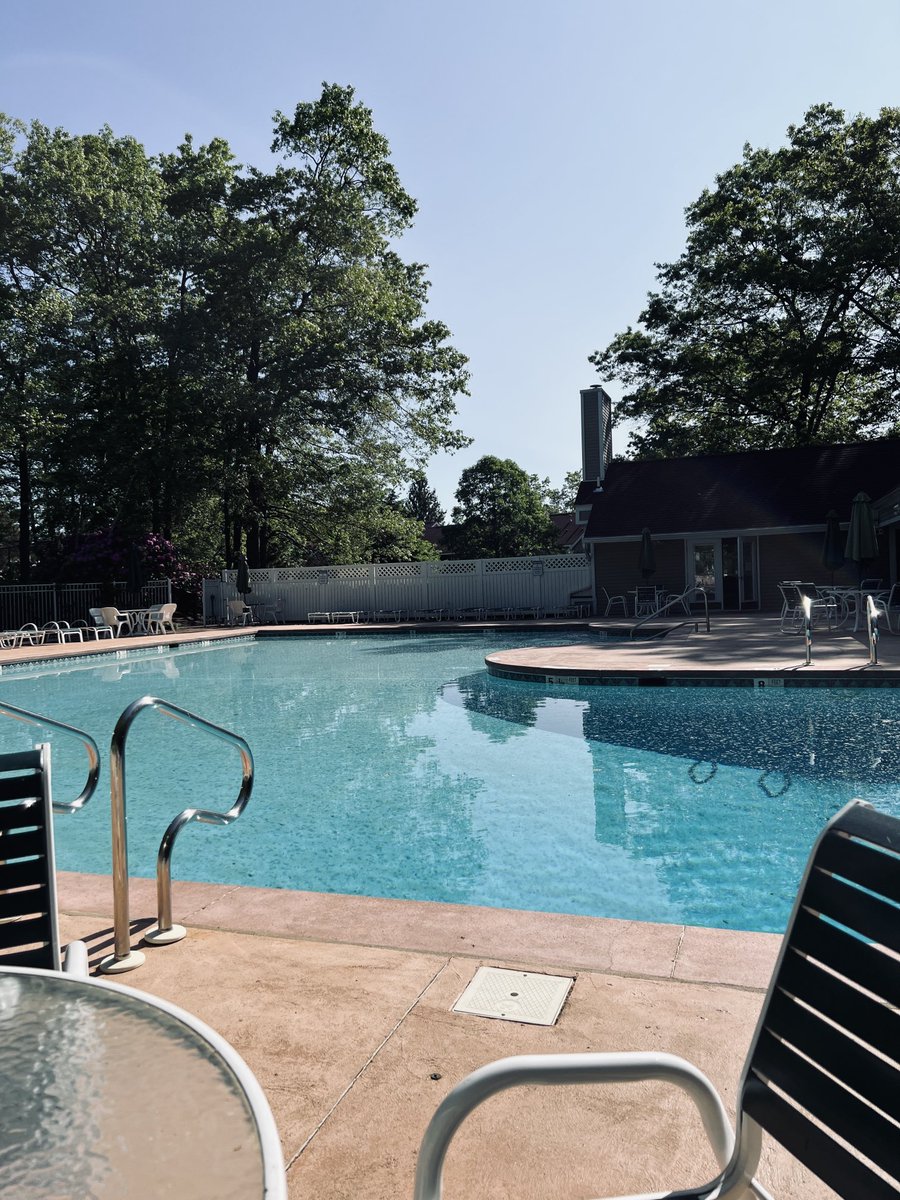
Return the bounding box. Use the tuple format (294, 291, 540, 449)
(2, 633, 898, 933)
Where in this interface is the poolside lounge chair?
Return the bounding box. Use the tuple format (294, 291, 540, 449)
(415, 799, 900, 1200)
(41, 621, 83, 643)
(0, 745, 88, 974)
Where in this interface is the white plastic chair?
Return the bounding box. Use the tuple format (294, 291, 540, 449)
(88, 608, 117, 639)
(146, 602, 177, 634)
(100, 607, 133, 637)
(228, 599, 253, 626)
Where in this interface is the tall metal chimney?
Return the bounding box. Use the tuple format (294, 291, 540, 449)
(580, 385, 612, 486)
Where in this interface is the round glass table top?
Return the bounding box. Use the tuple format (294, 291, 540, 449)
(0, 970, 272, 1199)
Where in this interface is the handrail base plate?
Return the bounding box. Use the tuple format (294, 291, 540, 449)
(98, 949, 146, 974)
(143, 924, 187, 946)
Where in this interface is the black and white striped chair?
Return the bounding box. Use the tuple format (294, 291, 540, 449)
(415, 800, 900, 1200)
(0, 745, 87, 974)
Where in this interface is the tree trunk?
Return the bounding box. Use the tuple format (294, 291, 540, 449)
(17, 435, 31, 582)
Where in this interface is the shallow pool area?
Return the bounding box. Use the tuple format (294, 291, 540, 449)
(2, 632, 898, 933)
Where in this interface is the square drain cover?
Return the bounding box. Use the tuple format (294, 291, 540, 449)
(452, 967, 574, 1026)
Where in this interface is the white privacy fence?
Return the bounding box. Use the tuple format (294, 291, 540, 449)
(203, 555, 593, 623)
(0, 579, 172, 630)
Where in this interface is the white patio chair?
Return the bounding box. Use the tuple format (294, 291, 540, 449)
(599, 586, 628, 616)
(146, 602, 177, 634)
(227, 599, 253, 626)
(415, 800, 900, 1200)
(872, 581, 900, 632)
(260, 597, 284, 623)
(88, 608, 117, 639)
(633, 584, 659, 617)
(100, 607, 133, 637)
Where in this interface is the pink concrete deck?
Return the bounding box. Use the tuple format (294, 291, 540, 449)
(56, 874, 830, 1199)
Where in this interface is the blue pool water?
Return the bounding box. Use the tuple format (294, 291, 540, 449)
(2, 633, 898, 933)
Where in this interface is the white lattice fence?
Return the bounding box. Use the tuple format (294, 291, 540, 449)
(205, 555, 591, 622)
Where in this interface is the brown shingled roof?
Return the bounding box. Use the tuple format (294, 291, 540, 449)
(584, 439, 900, 539)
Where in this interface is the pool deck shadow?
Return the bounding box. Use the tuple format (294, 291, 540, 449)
(57, 875, 832, 1199)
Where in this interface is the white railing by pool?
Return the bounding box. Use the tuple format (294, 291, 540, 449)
(203, 555, 592, 624)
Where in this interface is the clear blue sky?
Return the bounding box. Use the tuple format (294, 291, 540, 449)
(5, 1, 900, 512)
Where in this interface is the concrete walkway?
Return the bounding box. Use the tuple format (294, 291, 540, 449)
(57, 875, 830, 1199)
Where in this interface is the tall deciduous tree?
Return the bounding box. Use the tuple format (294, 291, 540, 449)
(449, 456, 558, 559)
(0, 84, 470, 576)
(592, 104, 900, 458)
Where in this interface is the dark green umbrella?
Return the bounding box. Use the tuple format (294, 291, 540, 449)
(845, 492, 879, 584)
(821, 510, 844, 584)
(638, 527, 656, 578)
(235, 553, 252, 599)
(126, 543, 145, 600)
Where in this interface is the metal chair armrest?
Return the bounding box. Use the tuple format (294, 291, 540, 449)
(413, 1052, 735, 1200)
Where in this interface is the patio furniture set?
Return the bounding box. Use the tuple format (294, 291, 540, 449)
(600, 584, 692, 618)
(778, 580, 900, 634)
(0, 604, 178, 648)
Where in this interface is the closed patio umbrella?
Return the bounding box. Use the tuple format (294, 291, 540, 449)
(821, 510, 844, 584)
(126, 543, 145, 601)
(235, 553, 252, 600)
(638, 527, 656, 578)
(845, 492, 879, 584)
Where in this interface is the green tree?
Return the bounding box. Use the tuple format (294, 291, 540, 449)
(404, 472, 444, 524)
(449, 456, 558, 559)
(592, 104, 900, 458)
(541, 469, 582, 512)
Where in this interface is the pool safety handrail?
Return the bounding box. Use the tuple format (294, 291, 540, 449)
(801, 595, 812, 666)
(0, 700, 100, 813)
(100, 695, 254, 974)
(630, 585, 710, 638)
(867, 593, 879, 666)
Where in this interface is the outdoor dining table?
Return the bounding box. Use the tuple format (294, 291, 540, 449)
(121, 608, 153, 635)
(0, 965, 286, 1198)
(828, 586, 888, 632)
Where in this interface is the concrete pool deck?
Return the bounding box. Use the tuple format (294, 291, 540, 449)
(2, 615, 886, 1195)
(56, 874, 832, 1199)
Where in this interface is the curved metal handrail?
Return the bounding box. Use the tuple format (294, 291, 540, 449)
(630, 585, 710, 638)
(867, 594, 879, 666)
(0, 700, 100, 813)
(103, 695, 254, 973)
(801, 595, 813, 666)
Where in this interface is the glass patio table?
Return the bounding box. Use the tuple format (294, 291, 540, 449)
(0, 966, 285, 1199)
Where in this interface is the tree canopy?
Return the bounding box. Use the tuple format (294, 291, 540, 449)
(591, 103, 900, 458)
(403, 472, 444, 525)
(0, 84, 469, 578)
(448, 456, 558, 559)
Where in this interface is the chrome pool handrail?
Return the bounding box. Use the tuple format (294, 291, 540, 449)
(101, 695, 254, 974)
(0, 700, 100, 813)
(630, 585, 710, 638)
(801, 595, 812, 666)
(867, 594, 879, 666)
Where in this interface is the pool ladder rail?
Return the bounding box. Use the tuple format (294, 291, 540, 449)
(102, 695, 254, 974)
(0, 700, 100, 812)
(629, 586, 711, 639)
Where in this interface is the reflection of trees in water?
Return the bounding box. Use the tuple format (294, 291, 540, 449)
(248, 641, 489, 900)
(445, 674, 543, 742)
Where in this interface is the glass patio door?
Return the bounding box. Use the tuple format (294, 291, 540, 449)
(739, 536, 759, 609)
(687, 540, 722, 605)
